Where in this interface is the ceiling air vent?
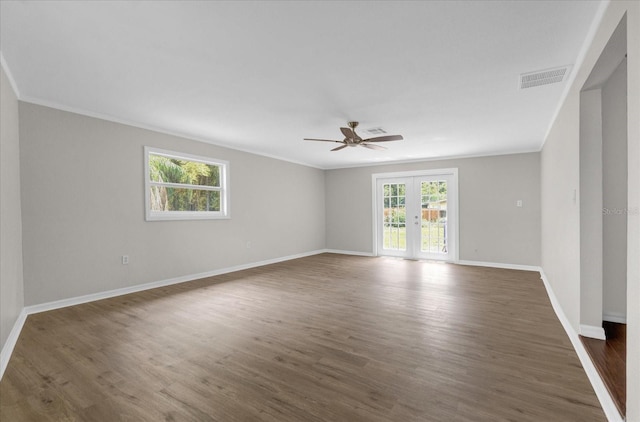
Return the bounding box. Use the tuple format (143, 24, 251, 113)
(365, 127, 387, 135)
(519, 66, 571, 89)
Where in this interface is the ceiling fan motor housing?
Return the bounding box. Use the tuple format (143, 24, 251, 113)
(303, 121, 402, 151)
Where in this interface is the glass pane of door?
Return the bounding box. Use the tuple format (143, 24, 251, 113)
(376, 172, 456, 261)
(420, 180, 448, 255)
(382, 182, 407, 252)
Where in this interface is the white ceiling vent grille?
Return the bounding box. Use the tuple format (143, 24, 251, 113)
(519, 66, 571, 89)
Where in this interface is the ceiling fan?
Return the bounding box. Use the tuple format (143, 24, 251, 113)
(304, 121, 403, 151)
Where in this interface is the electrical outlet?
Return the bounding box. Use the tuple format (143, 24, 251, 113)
(516, 200, 523, 207)
(122, 255, 129, 265)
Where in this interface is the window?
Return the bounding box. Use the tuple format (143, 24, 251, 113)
(144, 147, 229, 221)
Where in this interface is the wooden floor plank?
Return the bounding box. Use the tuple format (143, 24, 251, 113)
(1, 254, 605, 421)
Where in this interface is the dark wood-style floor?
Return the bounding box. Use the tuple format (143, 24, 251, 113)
(581, 321, 626, 418)
(1, 254, 605, 421)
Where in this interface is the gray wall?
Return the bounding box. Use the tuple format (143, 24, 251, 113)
(602, 58, 628, 321)
(0, 64, 24, 348)
(541, 2, 639, 419)
(326, 153, 541, 266)
(579, 88, 603, 329)
(19, 103, 326, 306)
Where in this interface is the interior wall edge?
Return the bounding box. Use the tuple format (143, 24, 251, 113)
(539, 269, 623, 422)
(541, 0, 611, 146)
(0, 51, 20, 98)
(0, 52, 25, 382)
(0, 308, 27, 382)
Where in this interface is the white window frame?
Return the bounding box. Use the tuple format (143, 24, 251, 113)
(144, 146, 230, 221)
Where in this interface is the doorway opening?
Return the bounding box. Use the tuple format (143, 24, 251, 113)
(373, 169, 458, 261)
(578, 14, 627, 418)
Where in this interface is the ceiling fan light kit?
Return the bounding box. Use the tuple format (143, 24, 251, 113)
(304, 121, 403, 152)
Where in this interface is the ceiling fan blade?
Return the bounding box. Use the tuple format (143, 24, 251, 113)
(331, 144, 348, 151)
(362, 134, 403, 143)
(340, 127, 356, 139)
(304, 138, 342, 143)
(361, 143, 387, 150)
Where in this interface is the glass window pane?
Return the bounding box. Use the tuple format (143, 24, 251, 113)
(150, 187, 220, 212)
(146, 147, 229, 221)
(149, 154, 220, 187)
(419, 180, 448, 254)
(149, 155, 184, 184)
(181, 160, 220, 187)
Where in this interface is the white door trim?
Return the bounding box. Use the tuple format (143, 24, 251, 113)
(372, 168, 459, 262)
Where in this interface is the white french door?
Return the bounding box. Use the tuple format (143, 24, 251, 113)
(374, 170, 458, 261)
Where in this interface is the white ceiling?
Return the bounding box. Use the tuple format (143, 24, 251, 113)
(1, 1, 602, 169)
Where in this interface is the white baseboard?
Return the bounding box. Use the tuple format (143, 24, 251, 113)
(457, 260, 541, 272)
(323, 249, 375, 257)
(603, 313, 627, 324)
(24, 249, 327, 316)
(539, 270, 622, 422)
(1, 249, 326, 381)
(0, 251, 626, 422)
(0, 308, 27, 381)
(580, 324, 607, 340)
